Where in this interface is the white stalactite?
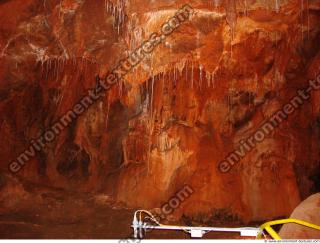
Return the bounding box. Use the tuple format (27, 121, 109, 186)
(226, 0, 237, 41)
(214, 0, 221, 8)
(275, 0, 280, 13)
(199, 64, 203, 88)
(191, 62, 194, 89)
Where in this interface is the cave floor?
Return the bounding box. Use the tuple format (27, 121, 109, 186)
(0, 184, 250, 239)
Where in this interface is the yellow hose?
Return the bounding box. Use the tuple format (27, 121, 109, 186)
(258, 218, 320, 239)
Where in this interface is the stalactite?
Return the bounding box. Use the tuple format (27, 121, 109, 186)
(39, 60, 43, 75)
(211, 71, 215, 88)
(199, 64, 203, 89)
(146, 72, 158, 175)
(206, 71, 211, 88)
(225, 0, 237, 41)
(104, 95, 110, 130)
(307, 0, 310, 39)
(254, 73, 258, 91)
(214, 0, 221, 8)
(56, 58, 60, 81)
(275, 0, 280, 13)
(185, 61, 188, 85)
(106, 0, 126, 34)
(244, 0, 248, 16)
(301, 0, 304, 40)
(57, 58, 61, 81)
(45, 59, 49, 80)
(53, 59, 56, 80)
(161, 68, 166, 87)
(58, 0, 62, 20)
(191, 62, 194, 89)
(196, 31, 201, 60)
(176, 59, 187, 77)
(150, 74, 155, 118)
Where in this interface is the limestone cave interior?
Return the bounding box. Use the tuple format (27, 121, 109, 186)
(0, 0, 320, 240)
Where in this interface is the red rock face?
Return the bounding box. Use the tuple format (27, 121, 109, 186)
(0, 0, 320, 224)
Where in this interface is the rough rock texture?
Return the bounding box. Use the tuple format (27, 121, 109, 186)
(0, 0, 320, 225)
(279, 193, 320, 239)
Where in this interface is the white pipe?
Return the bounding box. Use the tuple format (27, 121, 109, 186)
(132, 210, 261, 238)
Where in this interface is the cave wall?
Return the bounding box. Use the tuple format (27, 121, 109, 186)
(0, 0, 320, 222)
